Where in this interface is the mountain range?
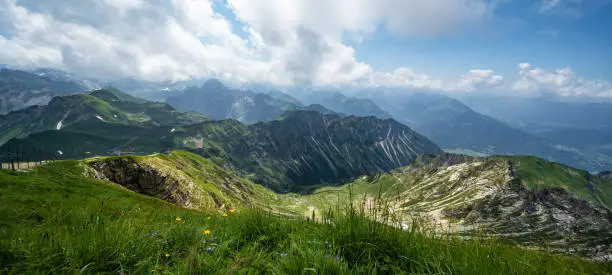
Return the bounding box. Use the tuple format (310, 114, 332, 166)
(349, 90, 612, 172)
(0, 87, 207, 145)
(39, 149, 612, 259)
(458, 94, 612, 160)
(1, 69, 612, 263)
(0, 68, 88, 115)
(0, 86, 440, 192)
(2, 68, 611, 173)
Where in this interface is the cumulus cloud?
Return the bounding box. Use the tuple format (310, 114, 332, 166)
(512, 63, 612, 98)
(3, 0, 604, 99)
(453, 69, 504, 91)
(538, 0, 612, 17)
(0, 0, 272, 83)
(228, 0, 498, 88)
(0, 0, 500, 88)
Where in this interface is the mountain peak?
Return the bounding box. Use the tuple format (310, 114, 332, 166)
(201, 78, 226, 90)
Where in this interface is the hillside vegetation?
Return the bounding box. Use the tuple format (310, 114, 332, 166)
(1, 155, 611, 274)
(2, 99, 441, 192)
(0, 87, 208, 144)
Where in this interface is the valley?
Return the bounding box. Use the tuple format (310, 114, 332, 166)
(1, 70, 611, 273)
(2, 1, 612, 272)
(81, 151, 612, 260)
(2, 149, 612, 273)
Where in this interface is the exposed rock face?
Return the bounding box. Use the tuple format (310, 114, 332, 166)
(365, 91, 612, 172)
(88, 157, 193, 207)
(2, 107, 440, 192)
(321, 155, 612, 259)
(465, 179, 612, 259)
(84, 152, 261, 210)
(182, 111, 442, 191)
(83, 151, 612, 260)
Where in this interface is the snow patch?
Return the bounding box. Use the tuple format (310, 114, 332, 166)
(161, 88, 170, 92)
(56, 120, 63, 130)
(95, 115, 105, 122)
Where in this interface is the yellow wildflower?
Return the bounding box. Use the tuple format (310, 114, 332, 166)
(165, 253, 170, 258)
(222, 213, 228, 217)
(229, 209, 236, 213)
(175, 217, 182, 222)
(203, 229, 211, 235)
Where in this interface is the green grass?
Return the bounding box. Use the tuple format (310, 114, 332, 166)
(1, 161, 611, 274)
(501, 155, 611, 209)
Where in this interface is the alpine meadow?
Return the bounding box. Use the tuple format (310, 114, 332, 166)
(2, 0, 612, 274)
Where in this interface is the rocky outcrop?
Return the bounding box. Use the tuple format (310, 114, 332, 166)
(465, 179, 612, 259)
(326, 157, 612, 260)
(87, 157, 194, 207)
(84, 152, 262, 210)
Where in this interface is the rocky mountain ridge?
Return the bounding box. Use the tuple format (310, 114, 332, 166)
(82, 150, 612, 260)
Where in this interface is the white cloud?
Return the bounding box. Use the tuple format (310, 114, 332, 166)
(382, 0, 491, 36)
(102, 0, 145, 10)
(0, 0, 499, 88)
(512, 64, 612, 98)
(540, 0, 569, 12)
(371, 68, 445, 90)
(454, 69, 504, 91)
(0, 0, 271, 83)
(3, 0, 601, 100)
(227, 0, 497, 88)
(538, 0, 612, 17)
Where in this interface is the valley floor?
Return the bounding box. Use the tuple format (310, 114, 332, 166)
(1, 161, 612, 274)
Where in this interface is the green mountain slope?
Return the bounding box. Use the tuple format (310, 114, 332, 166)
(0, 88, 208, 145)
(160, 111, 441, 191)
(2, 150, 611, 273)
(85, 151, 279, 210)
(1, 110, 441, 191)
(284, 153, 612, 259)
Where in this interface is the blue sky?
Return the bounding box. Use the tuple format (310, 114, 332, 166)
(0, 0, 611, 99)
(351, 0, 612, 81)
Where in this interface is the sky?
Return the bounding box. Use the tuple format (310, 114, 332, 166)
(0, 0, 611, 100)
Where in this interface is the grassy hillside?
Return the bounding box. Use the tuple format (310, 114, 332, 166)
(2, 110, 441, 192)
(501, 155, 612, 210)
(84, 151, 281, 211)
(0, 88, 208, 145)
(1, 157, 611, 274)
(279, 153, 612, 258)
